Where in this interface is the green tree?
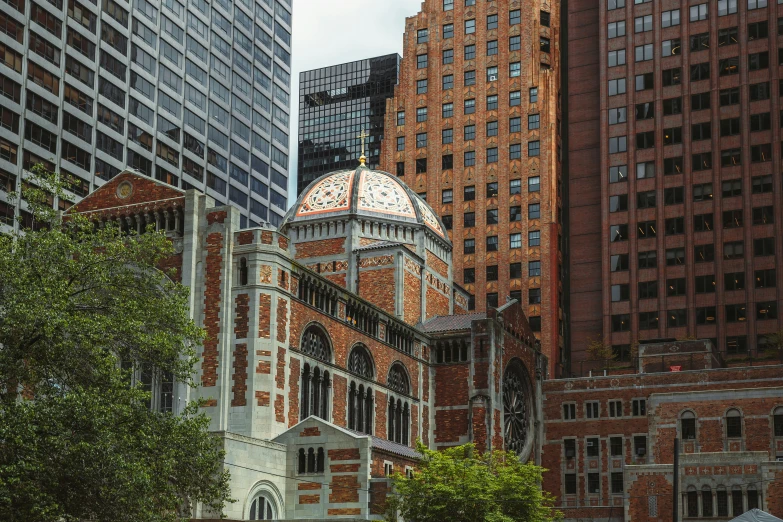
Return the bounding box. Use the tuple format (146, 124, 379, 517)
(384, 443, 560, 522)
(761, 329, 783, 357)
(585, 336, 615, 363)
(0, 166, 231, 522)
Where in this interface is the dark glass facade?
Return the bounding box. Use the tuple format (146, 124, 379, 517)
(297, 54, 400, 194)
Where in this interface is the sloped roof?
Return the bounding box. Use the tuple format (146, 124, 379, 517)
(347, 429, 421, 459)
(730, 510, 783, 522)
(65, 170, 185, 216)
(417, 313, 486, 333)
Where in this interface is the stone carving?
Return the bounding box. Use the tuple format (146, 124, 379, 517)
(359, 255, 393, 268)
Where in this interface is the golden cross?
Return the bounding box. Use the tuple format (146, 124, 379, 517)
(357, 129, 369, 166)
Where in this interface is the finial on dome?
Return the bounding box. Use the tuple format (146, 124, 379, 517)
(357, 129, 369, 167)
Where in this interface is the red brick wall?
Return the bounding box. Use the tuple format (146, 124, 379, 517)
(231, 343, 247, 407)
(425, 286, 449, 320)
(425, 250, 448, 279)
(359, 268, 396, 315)
(370, 452, 417, 478)
(202, 231, 223, 387)
(294, 238, 345, 259)
(435, 409, 468, 444)
(259, 294, 271, 338)
(472, 405, 488, 452)
(324, 273, 347, 287)
(332, 374, 347, 426)
(274, 393, 285, 423)
(627, 473, 672, 522)
(434, 365, 469, 407)
(237, 231, 253, 245)
(158, 252, 183, 283)
(234, 294, 249, 339)
(276, 298, 288, 343)
(288, 357, 300, 426)
(403, 271, 422, 324)
(275, 347, 286, 389)
(767, 470, 783, 515)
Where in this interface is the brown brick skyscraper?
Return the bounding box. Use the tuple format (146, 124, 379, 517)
(380, 0, 564, 372)
(565, 0, 783, 368)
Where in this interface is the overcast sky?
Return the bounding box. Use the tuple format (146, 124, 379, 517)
(285, 0, 422, 203)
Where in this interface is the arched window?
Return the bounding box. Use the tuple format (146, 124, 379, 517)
(387, 363, 410, 395)
(702, 486, 713, 517)
(300, 325, 331, 362)
(680, 411, 696, 440)
(348, 382, 374, 434)
(726, 409, 742, 438)
(299, 326, 331, 421)
(773, 406, 783, 437)
(348, 345, 374, 379)
(686, 486, 698, 518)
(239, 257, 248, 285)
(348, 346, 374, 434)
(300, 364, 330, 421)
(387, 363, 410, 445)
(248, 493, 276, 520)
(298, 447, 325, 474)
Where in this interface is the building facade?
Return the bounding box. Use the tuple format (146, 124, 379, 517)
(297, 54, 400, 195)
(565, 0, 783, 367)
(0, 0, 291, 231)
(379, 0, 565, 375)
(543, 340, 783, 522)
(65, 167, 546, 520)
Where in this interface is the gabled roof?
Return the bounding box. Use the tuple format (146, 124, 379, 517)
(66, 170, 185, 215)
(730, 510, 783, 522)
(417, 313, 486, 333)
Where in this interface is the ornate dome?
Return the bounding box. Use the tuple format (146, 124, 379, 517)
(282, 166, 448, 241)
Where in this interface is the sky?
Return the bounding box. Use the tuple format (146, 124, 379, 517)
(285, 0, 423, 204)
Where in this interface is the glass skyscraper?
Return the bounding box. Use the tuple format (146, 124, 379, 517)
(296, 53, 399, 195)
(0, 0, 292, 230)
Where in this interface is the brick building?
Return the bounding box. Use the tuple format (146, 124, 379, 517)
(564, 0, 783, 368)
(65, 165, 545, 520)
(379, 0, 565, 375)
(543, 339, 783, 522)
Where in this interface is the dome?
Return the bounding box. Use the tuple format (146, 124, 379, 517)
(282, 166, 448, 241)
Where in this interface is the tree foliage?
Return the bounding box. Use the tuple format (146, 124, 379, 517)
(585, 336, 615, 362)
(0, 166, 231, 521)
(384, 443, 560, 522)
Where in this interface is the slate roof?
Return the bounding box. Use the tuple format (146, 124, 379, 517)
(345, 430, 421, 459)
(416, 313, 486, 333)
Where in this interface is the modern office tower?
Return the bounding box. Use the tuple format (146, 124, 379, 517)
(296, 54, 400, 195)
(380, 0, 564, 371)
(565, 0, 783, 368)
(0, 0, 292, 230)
